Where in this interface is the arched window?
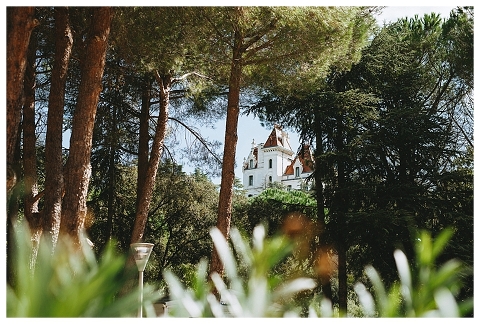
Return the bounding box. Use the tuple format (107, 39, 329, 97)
(269, 176, 272, 183)
(268, 159, 272, 168)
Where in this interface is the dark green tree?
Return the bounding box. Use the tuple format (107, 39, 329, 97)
(88, 52, 148, 249)
(250, 7, 473, 314)
(145, 167, 219, 284)
(251, 82, 379, 313)
(347, 9, 473, 286)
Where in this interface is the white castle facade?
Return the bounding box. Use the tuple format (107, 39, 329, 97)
(242, 125, 314, 197)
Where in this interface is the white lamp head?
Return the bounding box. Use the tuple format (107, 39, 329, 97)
(130, 243, 154, 272)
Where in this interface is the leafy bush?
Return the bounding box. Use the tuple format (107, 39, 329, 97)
(7, 222, 162, 317)
(235, 188, 317, 236)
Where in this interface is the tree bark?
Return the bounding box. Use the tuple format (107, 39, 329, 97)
(130, 71, 171, 244)
(105, 102, 117, 241)
(7, 122, 23, 287)
(43, 7, 73, 247)
(313, 112, 334, 304)
(7, 7, 38, 185)
(335, 114, 348, 314)
(22, 27, 42, 265)
(6, 6, 37, 288)
(23, 27, 39, 222)
(61, 7, 113, 244)
(209, 28, 243, 277)
(136, 76, 153, 208)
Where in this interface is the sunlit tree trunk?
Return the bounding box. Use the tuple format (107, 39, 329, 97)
(210, 28, 243, 277)
(22, 28, 42, 266)
(43, 7, 73, 248)
(7, 7, 38, 188)
(61, 7, 113, 244)
(6, 5, 38, 289)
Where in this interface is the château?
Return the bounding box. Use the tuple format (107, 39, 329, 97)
(242, 125, 314, 197)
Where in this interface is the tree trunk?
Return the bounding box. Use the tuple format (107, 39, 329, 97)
(209, 29, 243, 277)
(313, 124, 333, 304)
(7, 124, 23, 287)
(61, 7, 113, 244)
(337, 240, 347, 314)
(130, 72, 171, 244)
(23, 27, 39, 223)
(43, 7, 73, 247)
(7, 7, 38, 186)
(22, 28, 42, 266)
(106, 104, 117, 241)
(334, 113, 348, 314)
(136, 76, 153, 208)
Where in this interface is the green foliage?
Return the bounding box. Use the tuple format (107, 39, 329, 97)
(88, 162, 219, 285)
(162, 225, 470, 318)
(163, 224, 322, 317)
(252, 9, 473, 301)
(235, 187, 316, 236)
(354, 228, 473, 317)
(191, 7, 376, 94)
(9, 221, 468, 317)
(7, 222, 162, 317)
(144, 166, 219, 282)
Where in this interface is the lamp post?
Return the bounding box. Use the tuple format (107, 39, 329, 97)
(131, 243, 154, 318)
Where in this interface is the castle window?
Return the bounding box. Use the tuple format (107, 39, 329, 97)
(249, 159, 254, 169)
(287, 185, 292, 191)
(295, 167, 300, 178)
(268, 159, 272, 168)
(249, 175, 254, 186)
(269, 176, 272, 183)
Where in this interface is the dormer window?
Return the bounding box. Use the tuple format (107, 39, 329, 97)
(249, 159, 254, 169)
(295, 167, 300, 178)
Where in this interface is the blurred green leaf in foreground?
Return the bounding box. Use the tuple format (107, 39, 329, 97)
(7, 222, 162, 317)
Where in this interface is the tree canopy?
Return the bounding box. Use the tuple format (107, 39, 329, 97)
(250, 7, 473, 312)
